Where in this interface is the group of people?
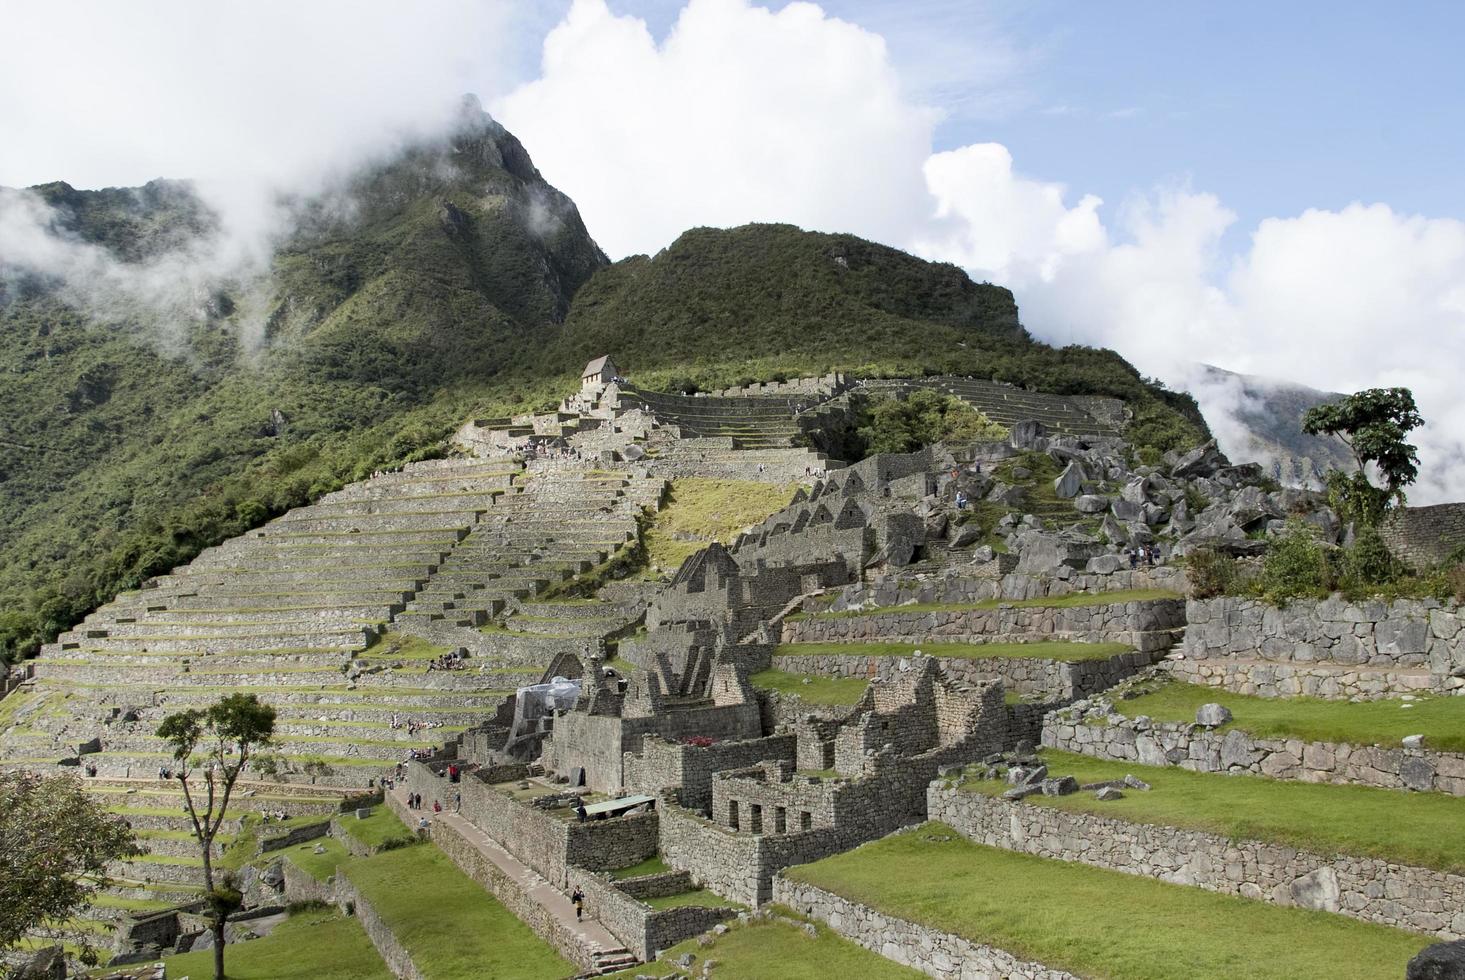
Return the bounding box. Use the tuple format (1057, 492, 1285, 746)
(404, 791, 439, 812)
(425, 650, 467, 672)
(1129, 545, 1161, 567)
(391, 715, 446, 736)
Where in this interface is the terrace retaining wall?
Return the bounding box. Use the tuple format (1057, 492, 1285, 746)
(1043, 703, 1465, 795)
(928, 784, 1465, 939)
(772, 876, 1077, 980)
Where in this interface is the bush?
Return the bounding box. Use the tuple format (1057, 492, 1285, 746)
(1187, 548, 1241, 599)
(1255, 521, 1335, 602)
(1343, 525, 1399, 588)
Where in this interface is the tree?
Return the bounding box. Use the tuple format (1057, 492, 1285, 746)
(1301, 387, 1424, 519)
(0, 771, 141, 966)
(156, 694, 276, 980)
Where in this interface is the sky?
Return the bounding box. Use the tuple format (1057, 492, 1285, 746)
(2, 0, 1463, 500)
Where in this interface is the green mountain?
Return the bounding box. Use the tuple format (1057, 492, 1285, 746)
(0, 108, 1205, 661)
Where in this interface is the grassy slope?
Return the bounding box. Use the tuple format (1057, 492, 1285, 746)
(774, 640, 1134, 661)
(160, 909, 390, 980)
(795, 588, 1184, 620)
(337, 806, 415, 851)
(788, 824, 1429, 980)
(608, 912, 924, 980)
(750, 670, 871, 706)
(1115, 678, 1465, 753)
(643, 478, 797, 574)
(344, 844, 574, 979)
(965, 748, 1465, 873)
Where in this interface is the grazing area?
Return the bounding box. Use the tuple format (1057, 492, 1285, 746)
(158, 910, 390, 980)
(776, 640, 1134, 661)
(1115, 677, 1465, 752)
(786, 824, 1432, 980)
(750, 669, 871, 705)
(343, 845, 575, 979)
(963, 749, 1465, 873)
(607, 912, 925, 980)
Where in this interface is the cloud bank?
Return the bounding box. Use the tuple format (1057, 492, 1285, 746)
(497, 0, 1465, 502)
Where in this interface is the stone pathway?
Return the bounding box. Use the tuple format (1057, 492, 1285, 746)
(386, 788, 630, 969)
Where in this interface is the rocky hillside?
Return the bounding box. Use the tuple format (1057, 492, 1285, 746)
(0, 109, 1206, 662)
(1197, 365, 1355, 487)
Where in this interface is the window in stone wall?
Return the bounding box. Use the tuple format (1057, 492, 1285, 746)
(749, 803, 763, 834)
(800, 810, 812, 831)
(774, 806, 787, 833)
(728, 800, 739, 830)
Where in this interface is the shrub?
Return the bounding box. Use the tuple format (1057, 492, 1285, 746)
(1255, 521, 1335, 602)
(1187, 548, 1241, 599)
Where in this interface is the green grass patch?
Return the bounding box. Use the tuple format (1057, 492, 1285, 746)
(642, 887, 741, 911)
(645, 478, 796, 572)
(775, 640, 1133, 662)
(345, 844, 573, 979)
(609, 854, 670, 879)
(361, 631, 452, 661)
(750, 670, 869, 706)
(280, 836, 351, 882)
(794, 588, 1182, 620)
(160, 909, 389, 980)
(608, 908, 923, 979)
(1115, 678, 1465, 753)
(965, 748, 1465, 874)
(338, 806, 415, 851)
(788, 823, 1429, 980)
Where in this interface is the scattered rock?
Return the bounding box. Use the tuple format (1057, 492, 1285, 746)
(1073, 494, 1109, 514)
(1122, 774, 1151, 791)
(1095, 786, 1124, 801)
(1053, 461, 1087, 499)
(1402, 734, 1427, 749)
(1407, 939, 1465, 980)
(1041, 775, 1079, 796)
(1195, 703, 1233, 727)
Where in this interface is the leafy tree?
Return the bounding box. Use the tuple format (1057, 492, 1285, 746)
(0, 771, 140, 966)
(156, 694, 276, 980)
(857, 390, 1007, 455)
(1302, 387, 1424, 518)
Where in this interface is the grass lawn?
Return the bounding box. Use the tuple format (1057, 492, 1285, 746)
(338, 806, 415, 851)
(642, 887, 740, 911)
(750, 670, 869, 706)
(1115, 678, 1465, 753)
(344, 844, 573, 979)
(776, 640, 1133, 662)
(280, 836, 351, 882)
(607, 910, 923, 980)
(794, 588, 1182, 620)
(963, 748, 1465, 874)
(609, 854, 670, 879)
(788, 824, 1429, 980)
(159, 909, 389, 980)
(644, 478, 796, 572)
(361, 632, 453, 661)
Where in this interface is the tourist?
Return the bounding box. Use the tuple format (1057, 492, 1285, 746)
(955, 491, 967, 510)
(433, 799, 442, 814)
(417, 816, 430, 839)
(571, 888, 584, 922)
(1128, 548, 1139, 569)
(575, 802, 588, 823)
(454, 791, 462, 812)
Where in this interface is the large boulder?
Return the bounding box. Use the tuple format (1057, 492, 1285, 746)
(1195, 703, 1233, 727)
(1010, 420, 1048, 450)
(1170, 439, 1227, 479)
(1074, 494, 1109, 514)
(1053, 461, 1087, 499)
(1408, 941, 1465, 980)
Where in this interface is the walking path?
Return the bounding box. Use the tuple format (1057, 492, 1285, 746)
(386, 787, 632, 972)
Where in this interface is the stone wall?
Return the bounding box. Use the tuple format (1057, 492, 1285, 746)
(1042, 702, 1465, 795)
(832, 566, 1186, 611)
(566, 868, 736, 961)
(1382, 503, 1465, 570)
(782, 597, 1185, 653)
(624, 734, 797, 810)
(1180, 596, 1465, 697)
(773, 875, 1075, 980)
(334, 873, 423, 979)
(770, 648, 1158, 701)
(928, 784, 1465, 939)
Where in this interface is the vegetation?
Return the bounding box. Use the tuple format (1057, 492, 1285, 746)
(160, 908, 390, 980)
(279, 836, 350, 883)
(155, 693, 277, 980)
(750, 670, 871, 706)
(344, 844, 573, 979)
(855, 389, 1006, 454)
(774, 640, 1133, 661)
(608, 854, 671, 880)
(1302, 387, 1424, 517)
(642, 478, 796, 574)
(607, 909, 924, 980)
(641, 888, 740, 911)
(1114, 678, 1465, 753)
(788, 823, 1429, 980)
(795, 588, 1182, 619)
(337, 807, 416, 852)
(963, 749, 1465, 873)
(0, 772, 140, 967)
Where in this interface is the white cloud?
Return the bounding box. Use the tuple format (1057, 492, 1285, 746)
(494, 0, 939, 258)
